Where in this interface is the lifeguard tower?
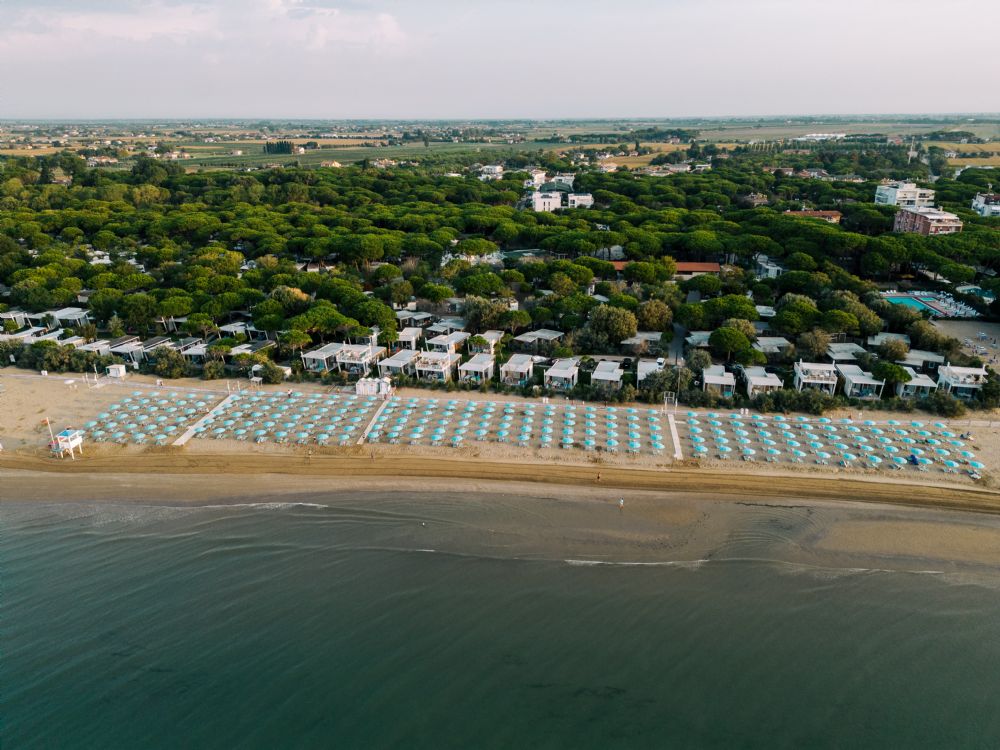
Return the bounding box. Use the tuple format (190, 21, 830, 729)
(51, 429, 84, 459)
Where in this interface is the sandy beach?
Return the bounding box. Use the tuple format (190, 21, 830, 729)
(4, 368, 1000, 518)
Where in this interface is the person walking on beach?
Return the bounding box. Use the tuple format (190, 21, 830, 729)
(596, 472, 602, 483)
(618, 497, 624, 511)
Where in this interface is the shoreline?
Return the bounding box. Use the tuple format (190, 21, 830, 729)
(5, 447, 1000, 515)
(8, 466, 1000, 574)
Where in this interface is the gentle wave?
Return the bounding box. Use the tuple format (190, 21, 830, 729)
(564, 558, 710, 569)
(198, 502, 331, 510)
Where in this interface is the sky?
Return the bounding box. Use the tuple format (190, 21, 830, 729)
(1, 0, 998, 119)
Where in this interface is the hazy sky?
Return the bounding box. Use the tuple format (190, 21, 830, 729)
(2, 0, 997, 119)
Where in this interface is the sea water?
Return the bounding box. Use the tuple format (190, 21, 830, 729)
(5, 499, 1000, 749)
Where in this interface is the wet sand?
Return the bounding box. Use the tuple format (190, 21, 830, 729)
(7, 469, 1000, 574)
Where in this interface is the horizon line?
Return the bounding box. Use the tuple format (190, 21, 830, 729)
(2, 111, 1000, 124)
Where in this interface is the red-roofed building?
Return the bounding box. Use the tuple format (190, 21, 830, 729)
(673, 262, 721, 280)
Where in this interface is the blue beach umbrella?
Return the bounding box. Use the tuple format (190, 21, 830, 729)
(694, 445, 708, 455)
(718, 445, 732, 454)
(970, 461, 985, 469)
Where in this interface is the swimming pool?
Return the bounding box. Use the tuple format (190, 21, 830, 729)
(885, 295, 938, 312)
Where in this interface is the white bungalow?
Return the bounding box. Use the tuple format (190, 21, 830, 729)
(513, 329, 564, 349)
(836, 364, 885, 400)
(174, 337, 203, 354)
(793, 361, 838, 395)
(621, 332, 664, 352)
(395, 310, 434, 327)
(897, 367, 937, 399)
(937, 364, 989, 399)
(826, 342, 867, 362)
(755, 255, 785, 279)
(181, 342, 208, 363)
(0, 308, 30, 329)
(109, 336, 145, 364)
(415, 350, 460, 382)
(468, 330, 504, 354)
(427, 331, 470, 354)
(500, 354, 535, 386)
(75, 339, 110, 356)
(739, 366, 784, 398)
(898, 349, 945, 371)
(636, 359, 662, 386)
(301, 342, 344, 373)
(458, 353, 495, 384)
(397, 327, 424, 350)
(685, 331, 712, 349)
(378, 348, 419, 378)
(590, 360, 624, 391)
(544, 358, 580, 390)
(141, 336, 173, 355)
(0, 326, 43, 343)
(48, 307, 91, 328)
(426, 318, 466, 336)
(335, 344, 386, 376)
(703, 365, 735, 397)
(752, 336, 792, 357)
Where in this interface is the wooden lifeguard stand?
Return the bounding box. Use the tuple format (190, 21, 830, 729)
(51, 429, 84, 459)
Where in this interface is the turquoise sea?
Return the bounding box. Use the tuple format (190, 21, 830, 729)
(5, 497, 1000, 749)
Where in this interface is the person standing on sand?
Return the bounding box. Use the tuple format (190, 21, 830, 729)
(596, 472, 602, 483)
(618, 497, 624, 511)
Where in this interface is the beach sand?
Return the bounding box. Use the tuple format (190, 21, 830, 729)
(4, 368, 1000, 519)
